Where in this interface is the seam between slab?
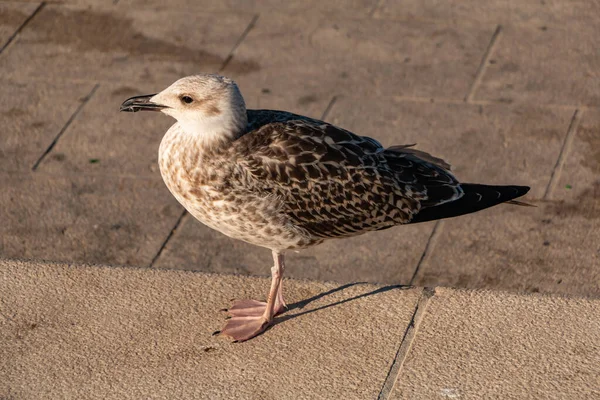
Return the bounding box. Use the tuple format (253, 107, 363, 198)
(0, 2, 45, 55)
(543, 108, 582, 200)
(15, 170, 165, 181)
(149, 209, 188, 267)
(220, 14, 260, 72)
(464, 24, 502, 103)
(32, 83, 100, 171)
(409, 221, 443, 286)
(321, 96, 338, 120)
(377, 287, 434, 400)
(387, 94, 580, 111)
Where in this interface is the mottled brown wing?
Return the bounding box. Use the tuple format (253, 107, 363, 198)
(232, 119, 461, 239)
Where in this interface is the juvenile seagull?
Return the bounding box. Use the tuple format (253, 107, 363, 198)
(121, 74, 530, 342)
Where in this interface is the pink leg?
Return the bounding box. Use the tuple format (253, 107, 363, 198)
(276, 277, 287, 311)
(218, 251, 287, 341)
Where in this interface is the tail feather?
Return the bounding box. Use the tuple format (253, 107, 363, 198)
(410, 184, 531, 224)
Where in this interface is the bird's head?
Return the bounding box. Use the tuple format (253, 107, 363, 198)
(120, 74, 248, 146)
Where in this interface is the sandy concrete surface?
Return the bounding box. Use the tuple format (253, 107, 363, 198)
(392, 288, 600, 399)
(1, 259, 598, 399)
(0, 259, 421, 399)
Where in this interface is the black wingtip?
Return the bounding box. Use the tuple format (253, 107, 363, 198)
(410, 184, 531, 224)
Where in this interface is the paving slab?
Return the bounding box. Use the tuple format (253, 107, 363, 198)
(413, 108, 600, 297)
(0, 3, 255, 85)
(0, 1, 39, 50)
(555, 109, 600, 203)
(391, 288, 600, 399)
(374, 0, 600, 26)
(0, 173, 182, 266)
(125, 0, 378, 17)
(0, 258, 421, 399)
(223, 14, 495, 102)
(39, 83, 331, 177)
(414, 203, 600, 298)
(0, 79, 95, 172)
(473, 24, 600, 107)
(38, 84, 173, 177)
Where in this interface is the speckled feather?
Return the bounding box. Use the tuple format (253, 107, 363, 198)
(159, 110, 461, 251)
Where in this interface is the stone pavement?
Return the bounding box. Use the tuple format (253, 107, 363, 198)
(0, 2, 599, 295)
(1, 259, 599, 399)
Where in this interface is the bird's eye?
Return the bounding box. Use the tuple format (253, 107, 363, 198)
(181, 96, 194, 104)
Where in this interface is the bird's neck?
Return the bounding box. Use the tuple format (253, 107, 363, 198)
(176, 109, 247, 149)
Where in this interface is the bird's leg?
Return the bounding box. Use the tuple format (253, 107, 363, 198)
(218, 251, 286, 341)
(275, 274, 287, 312)
(268, 251, 287, 316)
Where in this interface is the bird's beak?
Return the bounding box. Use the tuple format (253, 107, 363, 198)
(119, 94, 167, 112)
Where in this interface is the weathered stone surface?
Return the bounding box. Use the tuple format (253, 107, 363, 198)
(0, 79, 94, 172)
(375, 0, 600, 26)
(0, 2, 39, 49)
(555, 110, 600, 203)
(474, 24, 600, 106)
(0, 259, 421, 399)
(414, 203, 600, 297)
(392, 288, 600, 399)
(413, 108, 599, 298)
(0, 4, 255, 85)
(126, 0, 378, 17)
(223, 14, 495, 101)
(38, 84, 172, 177)
(0, 173, 182, 266)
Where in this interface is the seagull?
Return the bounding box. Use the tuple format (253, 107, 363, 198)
(120, 74, 530, 342)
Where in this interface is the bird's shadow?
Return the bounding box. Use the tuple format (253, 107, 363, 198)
(273, 282, 411, 326)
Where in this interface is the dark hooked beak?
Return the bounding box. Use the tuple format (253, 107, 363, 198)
(119, 94, 167, 112)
